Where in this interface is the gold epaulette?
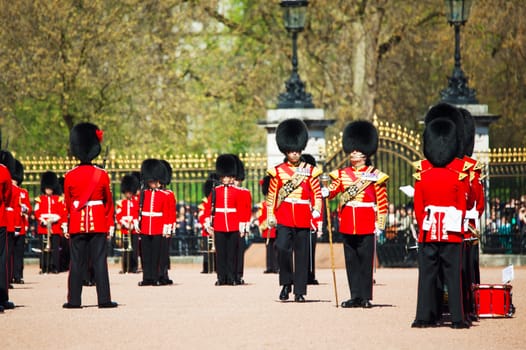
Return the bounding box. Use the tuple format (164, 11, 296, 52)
(375, 170, 389, 185)
(58, 195, 65, 202)
(35, 197, 41, 203)
(458, 172, 468, 181)
(412, 160, 423, 171)
(412, 172, 421, 181)
(329, 169, 339, 179)
(311, 166, 323, 178)
(116, 199, 123, 208)
(267, 168, 277, 177)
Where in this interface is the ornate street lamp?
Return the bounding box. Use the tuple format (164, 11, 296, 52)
(277, 0, 314, 109)
(440, 0, 478, 104)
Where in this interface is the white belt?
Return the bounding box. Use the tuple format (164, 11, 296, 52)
(215, 208, 237, 213)
(345, 201, 376, 208)
(86, 200, 103, 206)
(142, 211, 163, 217)
(284, 198, 311, 205)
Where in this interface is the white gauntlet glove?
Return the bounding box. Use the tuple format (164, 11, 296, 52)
(267, 215, 277, 228)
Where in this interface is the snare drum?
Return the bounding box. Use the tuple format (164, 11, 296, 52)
(473, 284, 515, 318)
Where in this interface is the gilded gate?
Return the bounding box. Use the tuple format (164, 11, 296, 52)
(14, 118, 526, 258)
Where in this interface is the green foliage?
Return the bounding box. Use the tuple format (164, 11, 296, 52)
(0, 0, 524, 158)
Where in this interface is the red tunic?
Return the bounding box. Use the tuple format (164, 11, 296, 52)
(139, 188, 172, 235)
(115, 197, 139, 235)
(236, 185, 252, 233)
(327, 165, 389, 235)
(6, 184, 21, 233)
(34, 194, 67, 235)
(18, 187, 32, 235)
(463, 156, 485, 238)
(413, 161, 468, 243)
(266, 161, 322, 229)
(161, 189, 177, 234)
(203, 184, 247, 233)
(198, 197, 209, 237)
(257, 201, 276, 239)
(0, 164, 12, 228)
(64, 164, 114, 234)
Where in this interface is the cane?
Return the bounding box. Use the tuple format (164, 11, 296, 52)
(321, 174, 338, 307)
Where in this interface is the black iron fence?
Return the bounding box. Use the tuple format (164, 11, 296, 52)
(15, 120, 526, 263)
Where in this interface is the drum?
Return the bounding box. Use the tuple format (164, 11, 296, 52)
(473, 284, 515, 318)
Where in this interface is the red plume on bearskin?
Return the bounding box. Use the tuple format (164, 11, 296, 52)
(423, 117, 459, 167)
(424, 103, 464, 158)
(275, 118, 308, 154)
(69, 122, 102, 163)
(342, 120, 378, 157)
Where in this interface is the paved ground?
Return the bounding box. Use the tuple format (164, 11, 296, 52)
(2, 262, 524, 350)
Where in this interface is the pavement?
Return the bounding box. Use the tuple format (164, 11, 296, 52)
(2, 262, 524, 350)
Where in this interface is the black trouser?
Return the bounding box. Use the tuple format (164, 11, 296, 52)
(415, 242, 464, 323)
(215, 231, 239, 284)
(308, 230, 317, 282)
(276, 225, 309, 296)
(265, 237, 279, 272)
(342, 234, 375, 301)
(159, 236, 171, 281)
(121, 234, 133, 273)
(67, 233, 112, 306)
(40, 235, 52, 273)
(462, 241, 474, 316)
(51, 234, 61, 272)
(0, 227, 9, 303)
(141, 234, 162, 283)
(6, 232, 14, 282)
(13, 234, 25, 280)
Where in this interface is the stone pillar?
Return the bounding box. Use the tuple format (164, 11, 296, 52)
(259, 108, 335, 168)
(455, 104, 500, 155)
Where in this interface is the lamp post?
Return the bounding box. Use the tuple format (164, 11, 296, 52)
(277, 0, 314, 109)
(440, 0, 478, 104)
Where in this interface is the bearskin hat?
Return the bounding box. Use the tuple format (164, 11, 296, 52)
(301, 153, 316, 167)
(121, 174, 140, 194)
(160, 159, 173, 186)
(203, 172, 219, 198)
(459, 107, 475, 157)
(424, 103, 464, 158)
(69, 122, 102, 163)
(12, 159, 24, 185)
(276, 118, 309, 154)
(40, 171, 59, 194)
(140, 158, 166, 183)
(423, 118, 459, 167)
(260, 175, 271, 196)
(230, 154, 245, 181)
(0, 150, 16, 176)
(342, 120, 378, 157)
(215, 154, 238, 178)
